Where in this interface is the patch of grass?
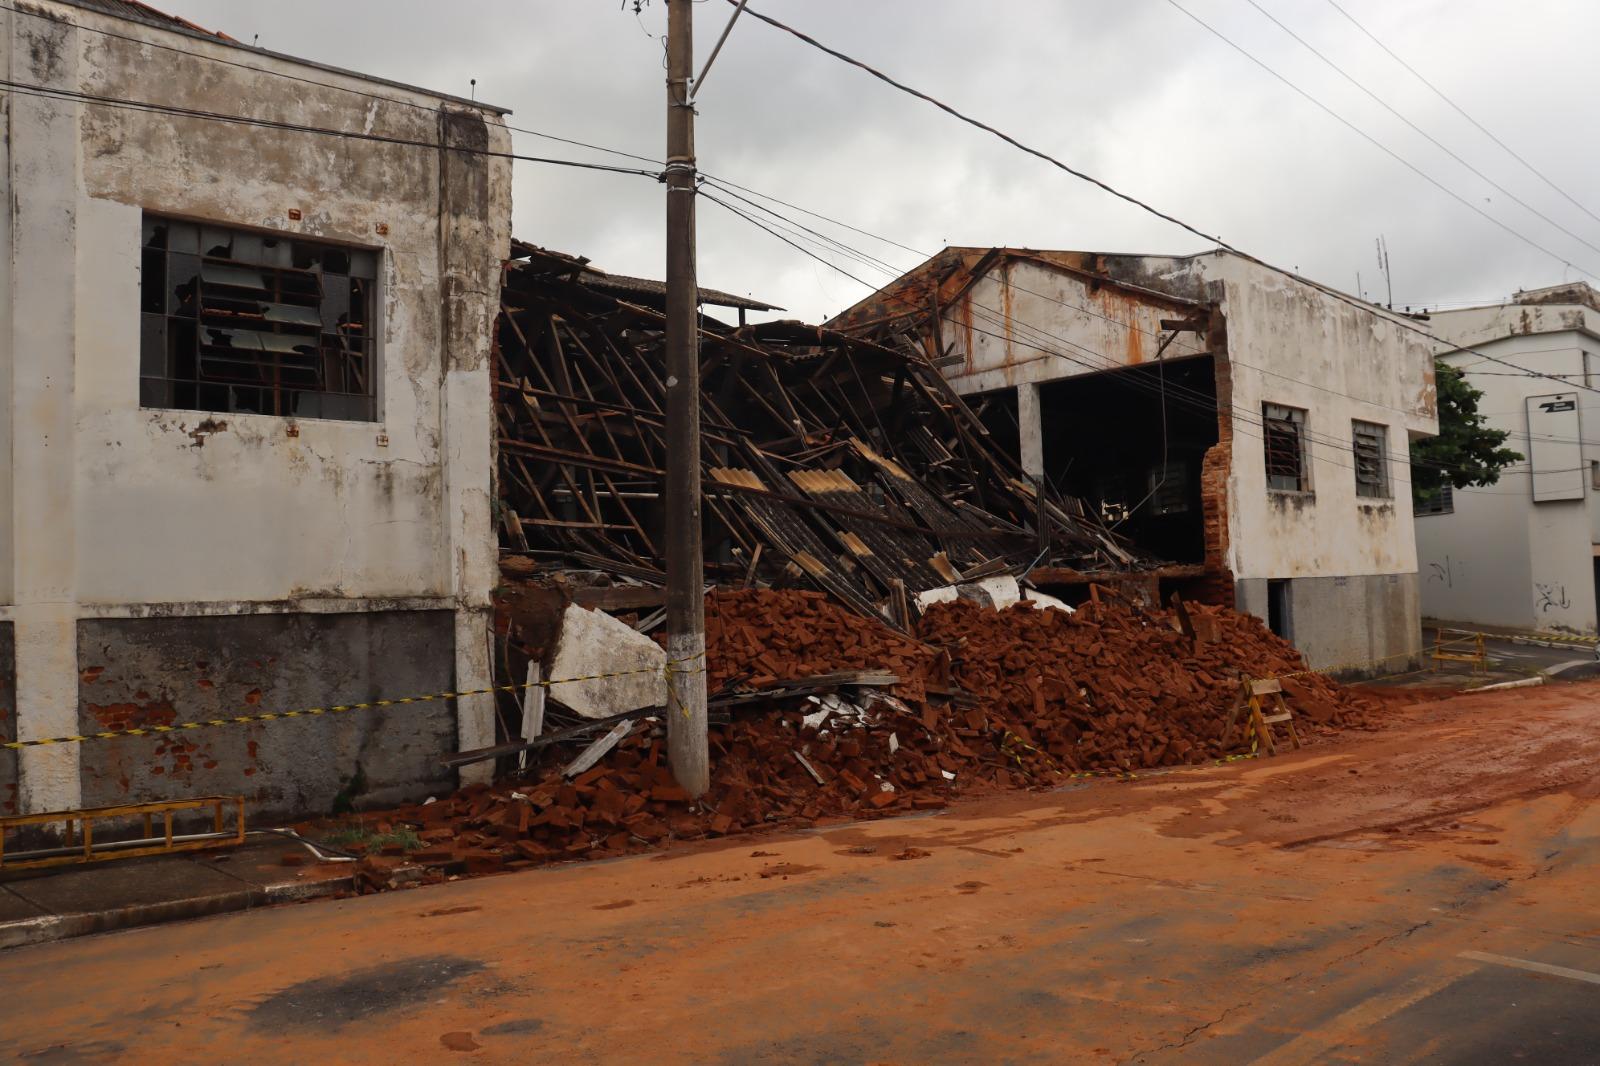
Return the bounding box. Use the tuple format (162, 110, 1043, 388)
(317, 824, 422, 855)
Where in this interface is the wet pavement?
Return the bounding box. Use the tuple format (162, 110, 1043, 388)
(6, 680, 1600, 1063)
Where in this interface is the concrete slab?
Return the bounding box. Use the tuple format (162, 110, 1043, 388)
(0, 886, 47, 923)
(0, 840, 354, 950)
(5, 855, 253, 916)
(203, 839, 354, 899)
(545, 603, 667, 720)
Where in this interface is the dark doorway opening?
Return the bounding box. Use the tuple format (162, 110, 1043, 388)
(1267, 579, 1292, 642)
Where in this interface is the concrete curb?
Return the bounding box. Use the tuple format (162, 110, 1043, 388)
(1467, 676, 1547, 693)
(0, 873, 353, 952)
(1505, 636, 1599, 654)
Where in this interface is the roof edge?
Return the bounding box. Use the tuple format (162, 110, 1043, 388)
(51, 0, 513, 115)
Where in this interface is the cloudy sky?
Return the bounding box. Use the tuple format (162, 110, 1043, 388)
(165, 0, 1600, 324)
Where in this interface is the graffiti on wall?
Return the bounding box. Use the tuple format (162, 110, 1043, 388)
(1535, 583, 1572, 613)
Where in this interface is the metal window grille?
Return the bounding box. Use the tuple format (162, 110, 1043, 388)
(1415, 482, 1454, 515)
(1352, 420, 1389, 498)
(139, 216, 378, 422)
(1263, 403, 1308, 493)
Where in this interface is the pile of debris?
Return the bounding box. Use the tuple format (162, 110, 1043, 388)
(352, 590, 1376, 879)
(917, 596, 1375, 776)
(494, 244, 1142, 629)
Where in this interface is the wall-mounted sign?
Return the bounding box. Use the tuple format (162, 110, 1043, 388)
(1526, 391, 1584, 502)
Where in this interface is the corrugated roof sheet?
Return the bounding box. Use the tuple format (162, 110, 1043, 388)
(508, 241, 781, 313)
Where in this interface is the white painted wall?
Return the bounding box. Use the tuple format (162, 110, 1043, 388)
(933, 250, 1437, 585)
(1185, 253, 1437, 582)
(2, 3, 513, 808)
(1415, 321, 1600, 634)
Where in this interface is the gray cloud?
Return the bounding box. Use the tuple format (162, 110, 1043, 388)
(166, 0, 1600, 322)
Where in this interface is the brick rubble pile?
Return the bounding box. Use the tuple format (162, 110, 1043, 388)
(357, 589, 1378, 880)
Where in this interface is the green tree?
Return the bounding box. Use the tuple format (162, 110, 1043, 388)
(1410, 362, 1521, 503)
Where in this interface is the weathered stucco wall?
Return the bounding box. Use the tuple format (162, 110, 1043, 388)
(77, 612, 456, 820)
(1236, 573, 1421, 676)
(940, 258, 1206, 396)
(2, 2, 513, 814)
(1124, 253, 1438, 583)
(1416, 327, 1599, 634)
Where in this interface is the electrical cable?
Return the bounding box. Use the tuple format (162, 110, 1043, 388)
(704, 189, 1560, 493)
(1322, 0, 1600, 230)
(1240, 0, 1600, 256)
(1162, 0, 1600, 279)
(0, 78, 662, 178)
(727, 1, 1600, 399)
(709, 185, 1600, 498)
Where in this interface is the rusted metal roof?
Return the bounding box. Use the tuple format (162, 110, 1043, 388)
(508, 241, 781, 313)
(826, 246, 1205, 335)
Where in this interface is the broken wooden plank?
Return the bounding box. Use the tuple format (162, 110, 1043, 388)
(570, 586, 667, 611)
(563, 719, 634, 778)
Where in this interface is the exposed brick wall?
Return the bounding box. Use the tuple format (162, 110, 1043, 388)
(1195, 304, 1236, 607)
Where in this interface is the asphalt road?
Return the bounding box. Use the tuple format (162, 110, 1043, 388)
(7, 680, 1600, 1064)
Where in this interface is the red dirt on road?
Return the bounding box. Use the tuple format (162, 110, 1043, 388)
(8, 680, 1600, 1063)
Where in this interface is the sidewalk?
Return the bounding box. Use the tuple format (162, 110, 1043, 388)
(1423, 617, 1600, 650)
(0, 839, 352, 950)
(1357, 629, 1600, 693)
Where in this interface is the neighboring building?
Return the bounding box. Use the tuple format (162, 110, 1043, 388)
(1, 1, 512, 819)
(832, 247, 1438, 674)
(1415, 283, 1600, 635)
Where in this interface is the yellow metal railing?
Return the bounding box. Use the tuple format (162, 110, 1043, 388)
(0, 796, 245, 870)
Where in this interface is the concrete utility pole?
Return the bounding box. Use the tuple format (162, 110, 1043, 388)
(664, 0, 710, 798)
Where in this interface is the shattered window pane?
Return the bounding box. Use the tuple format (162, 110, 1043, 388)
(1263, 403, 1309, 493)
(138, 213, 379, 422)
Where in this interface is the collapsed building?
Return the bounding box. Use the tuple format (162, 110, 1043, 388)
(493, 244, 1146, 623)
(828, 248, 1440, 674)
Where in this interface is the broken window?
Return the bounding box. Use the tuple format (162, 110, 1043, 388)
(1415, 482, 1453, 516)
(1352, 420, 1390, 499)
(1263, 403, 1309, 493)
(140, 215, 378, 421)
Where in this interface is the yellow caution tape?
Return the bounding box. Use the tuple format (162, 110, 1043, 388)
(1, 654, 706, 752)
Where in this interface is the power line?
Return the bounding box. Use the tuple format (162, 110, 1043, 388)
(708, 178, 1600, 461)
(705, 175, 1590, 427)
(1240, 0, 1600, 258)
(1162, 0, 1600, 280)
(0, 0, 466, 117)
(705, 188, 1554, 489)
(714, 183, 1600, 488)
(727, 1, 1600, 402)
(0, 78, 662, 179)
(1322, 0, 1600, 231)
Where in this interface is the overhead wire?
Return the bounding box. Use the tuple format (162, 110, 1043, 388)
(24, 4, 1578, 485)
(0, 78, 663, 178)
(1161, 0, 1600, 280)
(727, 1, 1600, 400)
(703, 188, 1567, 492)
(1321, 0, 1600, 231)
(1239, 0, 1600, 258)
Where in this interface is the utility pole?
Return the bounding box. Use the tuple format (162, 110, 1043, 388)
(664, 0, 710, 798)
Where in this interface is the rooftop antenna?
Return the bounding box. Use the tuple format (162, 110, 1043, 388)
(251, 33, 259, 47)
(470, 78, 477, 102)
(1376, 235, 1393, 309)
